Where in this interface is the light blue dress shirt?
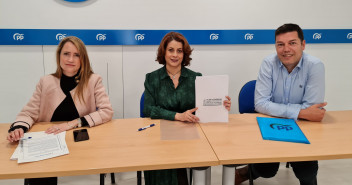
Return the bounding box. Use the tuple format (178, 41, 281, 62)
(255, 52, 325, 120)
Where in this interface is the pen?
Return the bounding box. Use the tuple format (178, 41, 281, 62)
(20, 137, 32, 140)
(138, 124, 155, 131)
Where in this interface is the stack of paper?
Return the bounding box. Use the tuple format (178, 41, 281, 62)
(11, 131, 69, 163)
(195, 75, 229, 123)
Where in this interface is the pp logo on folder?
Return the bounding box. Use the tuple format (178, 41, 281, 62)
(256, 117, 310, 144)
(270, 123, 293, 131)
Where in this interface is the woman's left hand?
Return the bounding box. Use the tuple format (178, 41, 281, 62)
(223, 96, 231, 111)
(45, 122, 71, 135)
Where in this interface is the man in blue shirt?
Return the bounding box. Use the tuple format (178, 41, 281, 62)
(235, 24, 327, 185)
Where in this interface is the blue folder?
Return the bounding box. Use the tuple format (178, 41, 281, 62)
(256, 117, 310, 144)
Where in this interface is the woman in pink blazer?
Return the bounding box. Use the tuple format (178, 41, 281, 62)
(7, 36, 113, 185)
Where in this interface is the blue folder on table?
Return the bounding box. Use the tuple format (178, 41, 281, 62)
(256, 117, 310, 144)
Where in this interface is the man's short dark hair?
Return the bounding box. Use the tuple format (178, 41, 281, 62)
(275, 23, 304, 42)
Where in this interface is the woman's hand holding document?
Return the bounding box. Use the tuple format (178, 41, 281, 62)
(195, 75, 230, 123)
(10, 131, 69, 163)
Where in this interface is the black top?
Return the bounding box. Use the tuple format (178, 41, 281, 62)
(51, 73, 88, 126)
(51, 73, 80, 122)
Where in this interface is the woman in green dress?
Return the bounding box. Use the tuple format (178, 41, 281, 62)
(143, 32, 231, 185)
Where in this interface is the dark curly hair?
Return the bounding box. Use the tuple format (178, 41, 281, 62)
(156, 32, 193, 66)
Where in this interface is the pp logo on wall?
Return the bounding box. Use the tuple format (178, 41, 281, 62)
(56, 33, 67, 41)
(135, 34, 145, 41)
(60, 0, 96, 6)
(313, 33, 322, 40)
(244, 33, 254, 40)
(13, 33, 24, 41)
(210, 33, 219, 40)
(64, 0, 88, 2)
(96, 34, 106, 41)
(347, 33, 352, 40)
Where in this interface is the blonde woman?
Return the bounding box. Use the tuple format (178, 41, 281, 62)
(7, 36, 113, 185)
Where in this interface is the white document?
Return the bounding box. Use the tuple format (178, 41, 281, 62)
(11, 131, 69, 163)
(10, 131, 47, 160)
(195, 75, 229, 123)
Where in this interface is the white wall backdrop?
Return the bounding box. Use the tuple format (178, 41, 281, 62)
(1, 0, 352, 122)
(1, 0, 352, 29)
(0, 46, 44, 123)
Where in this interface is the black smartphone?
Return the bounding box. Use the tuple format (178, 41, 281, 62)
(73, 129, 89, 142)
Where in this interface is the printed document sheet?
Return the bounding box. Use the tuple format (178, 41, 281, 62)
(11, 131, 69, 163)
(195, 75, 229, 123)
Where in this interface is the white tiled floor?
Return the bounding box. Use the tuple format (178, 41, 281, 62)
(1, 159, 352, 185)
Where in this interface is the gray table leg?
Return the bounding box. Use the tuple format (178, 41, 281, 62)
(222, 165, 236, 185)
(206, 167, 211, 185)
(192, 167, 209, 185)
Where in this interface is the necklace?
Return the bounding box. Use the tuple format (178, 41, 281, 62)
(166, 69, 181, 79)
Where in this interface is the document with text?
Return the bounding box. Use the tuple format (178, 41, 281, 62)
(11, 131, 69, 163)
(195, 75, 229, 123)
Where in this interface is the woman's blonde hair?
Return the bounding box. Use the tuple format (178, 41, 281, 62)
(53, 36, 93, 104)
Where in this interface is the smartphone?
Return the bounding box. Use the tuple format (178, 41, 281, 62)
(73, 129, 89, 142)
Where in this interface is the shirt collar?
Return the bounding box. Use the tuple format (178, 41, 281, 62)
(278, 52, 304, 70)
(180, 66, 189, 78)
(296, 53, 304, 69)
(160, 66, 169, 79)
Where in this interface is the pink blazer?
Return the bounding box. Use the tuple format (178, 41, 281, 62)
(14, 74, 113, 129)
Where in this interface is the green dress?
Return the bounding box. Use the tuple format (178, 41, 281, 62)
(143, 66, 202, 185)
